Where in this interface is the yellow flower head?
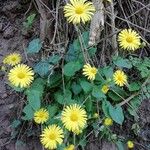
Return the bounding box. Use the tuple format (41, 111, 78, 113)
(83, 63, 97, 81)
(104, 117, 113, 126)
(101, 85, 109, 94)
(93, 113, 99, 119)
(113, 70, 127, 87)
(61, 104, 87, 134)
(127, 140, 134, 149)
(34, 108, 49, 124)
(3, 53, 21, 66)
(64, 0, 95, 24)
(118, 29, 141, 51)
(8, 64, 34, 88)
(40, 125, 64, 150)
(65, 144, 75, 150)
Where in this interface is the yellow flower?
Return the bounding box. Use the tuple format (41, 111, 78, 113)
(34, 108, 49, 124)
(118, 29, 141, 51)
(113, 70, 127, 87)
(3, 53, 21, 66)
(61, 104, 87, 134)
(83, 63, 97, 81)
(8, 64, 34, 88)
(40, 125, 64, 150)
(93, 113, 99, 118)
(101, 85, 109, 94)
(104, 117, 113, 126)
(127, 140, 134, 149)
(64, 0, 95, 24)
(65, 144, 75, 150)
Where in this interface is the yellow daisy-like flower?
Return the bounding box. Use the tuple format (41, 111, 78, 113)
(104, 117, 113, 126)
(83, 63, 97, 81)
(40, 124, 64, 150)
(113, 70, 127, 87)
(64, 0, 95, 24)
(101, 85, 109, 94)
(61, 104, 87, 134)
(8, 64, 34, 88)
(118, 29, 141, 51)
(34, 108, 49, 124)
(65, 144, 75, 150)
(127, 140, 134, 149)
(3, 53, 21, 66)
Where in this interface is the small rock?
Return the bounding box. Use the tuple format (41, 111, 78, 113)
(3, 26, 16, 39)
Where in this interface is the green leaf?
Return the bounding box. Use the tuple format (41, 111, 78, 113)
(9, 84, 24, 92)
(109, 105, 124, 125)
(92, 86, 106, 100)
(108, 86, 128, 101)
(113, 56, 132, 69)
(47, 73, 62, 88)
(64, 61, 82, 76)
(27, 38, 42, 54)
(127, 97, 141, 117)
(71, 82, 82, 95)
(80, 80, 92, 93)
(65, 31, 96, 62)
(128, 82, 141, 91)
(102, 66, 113, 79)
(25, 78, 45, 111)
(116, 141, 125, 150)
(54, 90, 73, 105)
(47, 105, 58, 118)
(48, 55, 61, 65)
(22, 104, 34, 120)
(27, 90, 41, 110)
(102, 100, 111, 117)
(11, 120, 21, 128)
(23, 14, 36, 29)
(34, 61, 52, 77)
(85, 96, 93, 113)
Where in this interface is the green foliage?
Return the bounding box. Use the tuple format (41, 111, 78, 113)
(80, 80, 92, 93)
(130, 56, 150, 78)
(113, 56, 132, 69)
(34, 60, 53, 77)
(27, 38, 42, 54)
(22, 104, 34, 120)
(64, 61, 82, 76)
(9, 30, 150, 149)
(109, 104, 124, 125)
(92, 86, 106, 99)
(54, 90, 74, 105)
(23, 78, 45, 120)
(128, 82, 141, 91)
(65, 31, 96, 62)
(23, 14, 36, 29)
(48, 55, 61, 65)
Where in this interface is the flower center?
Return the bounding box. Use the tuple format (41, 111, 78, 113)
(49, 133, 56, 140)
(75, 6, 84, 14)
(11, 57, 16, 61)
(126, 36, 133, 43)
(91, 68, 97, 74)
(70, 112, 78, 122)
(117, 75, 123, 81)
(17, 72, 25, 79)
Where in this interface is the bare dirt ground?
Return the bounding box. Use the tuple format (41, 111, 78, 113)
(0, 0, 150, 150)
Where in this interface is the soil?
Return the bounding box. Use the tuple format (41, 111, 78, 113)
(0, 0, 150, 150)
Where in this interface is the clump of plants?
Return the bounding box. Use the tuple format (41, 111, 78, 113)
(1, 0, 150, 150)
